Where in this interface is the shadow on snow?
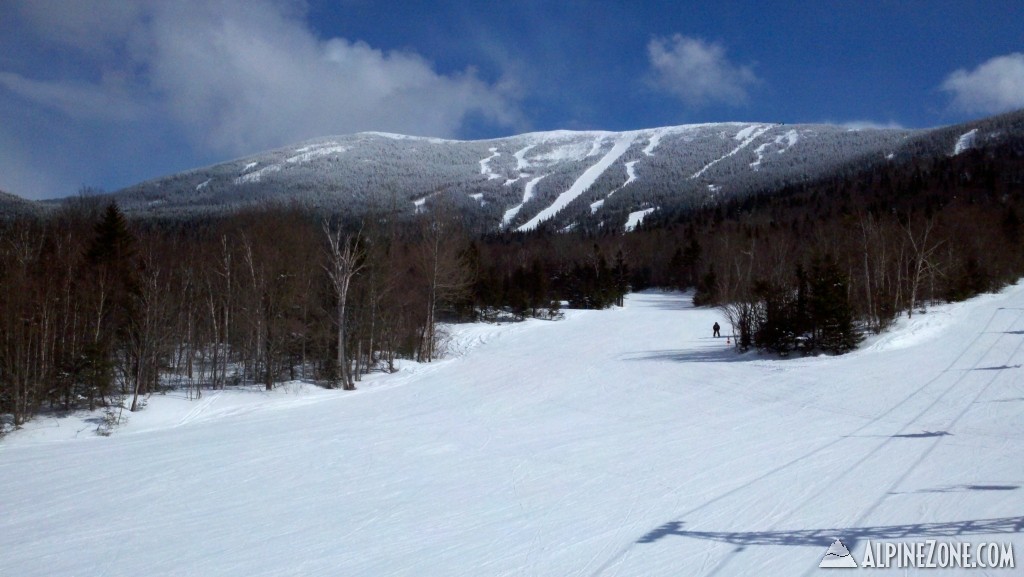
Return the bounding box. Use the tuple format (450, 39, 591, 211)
(622, 347, 754, 364)
(637, 516, 1024, 552)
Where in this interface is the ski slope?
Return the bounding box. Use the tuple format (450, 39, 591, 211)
(518, 133, 635, 231)
(3, 284, 1024, 576)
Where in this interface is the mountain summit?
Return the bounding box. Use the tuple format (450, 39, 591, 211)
(99, 109, 1024, 231)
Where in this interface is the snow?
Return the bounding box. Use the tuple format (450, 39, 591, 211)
(591, 160, 640, 214)
(751, 129, 800, 170)
(531, 136, 608, 164)
(3, 284, 1024, 576)
(623, 160, 639, 187)
(643, 128, 668, 156)
(285, 145, 348, 164)
(734, 124, 761, 141)
(953, 129, 978, 155)
(624, 207, 656, 231)
(692, 125, 771, 179)
(361, 132, 450, 144)
(479, 147, 502, 180)
(233, 164, 280, 185)
(195, 178, 211, 191)
(586, 135, 607, 157)
(518, 134, 636, 231)
(513, 144, 536, 170)
(501, 174, 547, 227)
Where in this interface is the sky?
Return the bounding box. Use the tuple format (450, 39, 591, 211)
(1, 0, 1023, 200)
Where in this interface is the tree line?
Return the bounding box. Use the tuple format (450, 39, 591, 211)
(0, 197, 633, 433)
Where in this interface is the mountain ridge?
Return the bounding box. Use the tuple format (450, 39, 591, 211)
(19, 109, 1024, 231)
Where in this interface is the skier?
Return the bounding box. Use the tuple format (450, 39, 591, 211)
(713, 322, 721, 338)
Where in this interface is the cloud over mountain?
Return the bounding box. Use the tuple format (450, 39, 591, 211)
(0, 0, 521, 198)
(941, 53, 1024, 115)
(647, 34, 759, 108)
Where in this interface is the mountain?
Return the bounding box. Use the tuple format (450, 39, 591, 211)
(84, 109, 1024, 231)
(0, 189, 41, 219)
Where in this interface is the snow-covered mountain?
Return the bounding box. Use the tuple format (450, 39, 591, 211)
(97, 109, 1024, 231)
(0, 189, 39, 218)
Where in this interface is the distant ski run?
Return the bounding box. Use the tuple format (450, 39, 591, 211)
(692, 125, 771, 179)
(518, 134, 635, 231)
(953, 129, 978, 156)
(479, 147, 502, 180)
(502, 174, 547, 227)
(624, 207, 655, 231)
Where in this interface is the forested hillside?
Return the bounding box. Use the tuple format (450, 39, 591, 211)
(2, 110, 1024, 433)
(80, 123, 920, 230)
(62, 110, 1017, 236)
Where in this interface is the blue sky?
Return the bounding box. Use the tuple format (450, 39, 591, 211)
(1, 0, 1022, 199)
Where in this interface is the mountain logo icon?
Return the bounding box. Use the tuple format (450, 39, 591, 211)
(819, 538, 858, 568)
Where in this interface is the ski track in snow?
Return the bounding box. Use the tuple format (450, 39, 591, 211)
(953, 129, 978, 156)
(502, 174, 547, 227)
(591, 161, 639, 214)
(692, 125, 771, 179)
(750, 130, 799, 170)
(518, 134, 636, 231)
(514, 144, 536, 170)
(480, 147, 502, 180)
(234, 164, 280, 185)
(733, 125, 761, 141)
(285, 145, 348, 164)
(643, 130, 667, 156)
(624, 207, 655, 231)
(4, 282, 1024, 577)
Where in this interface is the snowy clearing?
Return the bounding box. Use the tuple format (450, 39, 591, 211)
(233, 164, 280, 185)
(954, 129, 978, 156)
(692, 125, 771, 179)
(502, 173, 547, 227)
(479, 147, 502, 180)
(513, 144, 536, 170)
(285, 145, 348, 164)
(3, 284, 1024, 576)
(624, 207, 656, 231)
(751, 129, 800, 170)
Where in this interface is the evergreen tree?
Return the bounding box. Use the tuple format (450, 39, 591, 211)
(808, 255, 860, 354)
(693, 265, 718, 306)
(612, 248, 629, 307)
(82, 203, 140, 406)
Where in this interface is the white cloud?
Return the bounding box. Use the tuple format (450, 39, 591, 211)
(941, 53, 1024, 115)
(647, 34, 758, 107)
(0, 72, 146, 122)
(3, 0, 522, 158)
(839, 120, 905, 130)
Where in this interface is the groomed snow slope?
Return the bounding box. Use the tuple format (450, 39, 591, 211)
(3, 285, 1024, 576)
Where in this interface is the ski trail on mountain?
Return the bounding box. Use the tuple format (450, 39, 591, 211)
(480, 147, 502, 180)
(691, 125, 771, 179)
(518, 134, 636, 231)
(503, 174, 547, 227)
(591, 161, 639, 213)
